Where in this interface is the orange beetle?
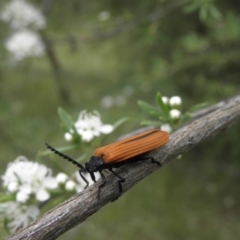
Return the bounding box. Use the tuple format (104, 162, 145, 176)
(46, 129, 168, 193)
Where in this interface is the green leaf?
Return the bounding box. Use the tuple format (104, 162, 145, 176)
(58, 107, 74, 131)
(200, 5, 208, 21)
(187, 102, 208, 113)
(159, 115, 170, 123)
(140, 120, 161, 126)
(0, 193, 15, 202)
(183, 2, 199, 13)
(155, 92, 169, 116)
(137, 100, 158, 114)
(3, 217, 10, 234)
(182, 112, 192, 122)
(209, 4, 222, 20)
(113, 117, 129, 129)
(149, 110, 162, 117)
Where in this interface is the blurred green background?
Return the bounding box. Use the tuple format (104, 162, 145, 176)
(0, 0, 240, 239)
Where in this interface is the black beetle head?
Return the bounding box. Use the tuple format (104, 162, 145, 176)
(85, 155, 105, 172)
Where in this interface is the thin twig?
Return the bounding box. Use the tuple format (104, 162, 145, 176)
(5, 94, 240, 240)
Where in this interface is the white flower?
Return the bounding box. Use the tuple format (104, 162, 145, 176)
(65, 180, 76, 191)
(2, 156, 58, 203)
(16, 190, 30, 202)
(64, 129, 74, 141)
(169, 96, 182, 106)
(0, 0, 46, 30)
(66, 110, 113, 142)
(161, 96, 169, 104)
(64, 132, 73, 141)
(97, 11, 111, 21)
(5, 30, 45, 61)
(169, 109, 181, 119)
(7, 181, 19, 192)
(160, 124, 172, 133)
(56, 172, 69, 184)
(0, 201, 39, 233)
(101, 96, 114, 108)
(74, 171, 101, 192)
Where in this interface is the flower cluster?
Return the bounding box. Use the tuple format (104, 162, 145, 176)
(5, 30, 45, 62)
(2, 156, 58, 203)
(65, 110, 114, 142)
(0, 156, 57, 232)
(0, 0, 46, 30)
(139, 92, 207, 132)
(0, 201, 39, 233)
(160, 95, 182, 133)
(0, 0, 46, 62)
(138, 93, 183, 132)
(0, 155, 99, 233)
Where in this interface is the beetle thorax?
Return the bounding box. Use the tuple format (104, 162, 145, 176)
(85, 155, 105, 172)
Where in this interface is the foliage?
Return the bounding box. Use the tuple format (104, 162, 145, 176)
(0, 0, 240, 239)
(138, 92, 207, 131)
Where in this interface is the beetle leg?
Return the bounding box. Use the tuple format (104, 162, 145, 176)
(148, 157, 161, 166)
(108, 168, 125, 193)
(79, 169, 89, 189)
(137, 156, 161, 166)
(97, 170, 106, 199)
(98, 170, 106, 189)
(90, 172, 96, 182)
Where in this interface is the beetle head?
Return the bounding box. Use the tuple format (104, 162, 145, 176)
(85, 155, 105, 172)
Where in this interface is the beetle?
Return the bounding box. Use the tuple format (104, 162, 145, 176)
(46, 129, 169, 193)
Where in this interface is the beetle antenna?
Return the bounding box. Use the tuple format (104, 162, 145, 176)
(45, 143, 85, 170)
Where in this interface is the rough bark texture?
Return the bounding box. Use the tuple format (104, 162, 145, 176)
(6, 94, 240, 240)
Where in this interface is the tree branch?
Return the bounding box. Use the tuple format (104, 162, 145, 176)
(6, 94, 240, 240)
